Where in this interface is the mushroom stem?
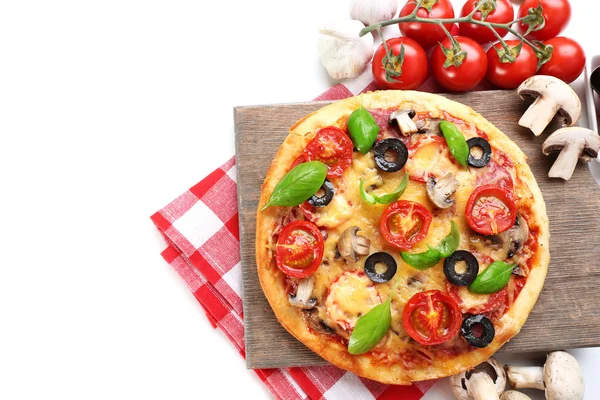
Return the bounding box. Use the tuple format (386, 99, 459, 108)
(547, 138, 586, 180)
(506, 365, 545, 390)
(390, 109, 418, 136)
(466, 371, 501, 400)
(519, 96, 558, 136)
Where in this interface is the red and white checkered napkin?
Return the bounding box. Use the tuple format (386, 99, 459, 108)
(151, 68, 491, 399)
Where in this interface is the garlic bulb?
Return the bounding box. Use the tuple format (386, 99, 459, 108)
(317, 20, 374, 80)
(350, 0, 398, 26)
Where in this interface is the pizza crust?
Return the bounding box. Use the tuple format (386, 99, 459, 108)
(256, 91, 549, 384)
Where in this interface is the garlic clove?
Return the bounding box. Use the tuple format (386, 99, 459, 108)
(317, 19, 374, 80)
(350, 0, 398, 26)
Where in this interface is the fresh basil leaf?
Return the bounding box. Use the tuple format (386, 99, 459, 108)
(400, 247, 441, 270)
(261, 161, 327, 210)
(436, 221, 460, 258)
(468, 261, 516, 294)
(440, 121, 469, 167)
(348, 106, 380, 155)
(400, 220, 459, 270)
(360, 173, 408, 205)
(348, 297, 392, 355)
(359, 179, 377, 205)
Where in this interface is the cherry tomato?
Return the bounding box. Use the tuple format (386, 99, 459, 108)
(459, 0, 514, 44)
(380, 200, 432, 251)
(538, 37, 586, 84)
(517, 0, 571, 41)
(430, 36, 488, 92)
(402, 290, 462, 345)
(275, 220, 324, 278)
(405, 135, 457, 183)
(303, 127, 353, 179)
(399, 0, 455, 49)
(466, 185, 517, 236)
(372, 37, 428, 90)
(486, 40, 538, 89)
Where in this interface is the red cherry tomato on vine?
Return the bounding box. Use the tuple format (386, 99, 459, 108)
(430, 36, 487, 92)
(372, 37, 428, 90)
(517, 0, 571, 41)
(486, 40, 538, 89)
(538, 37, 585, 84)
(459, 0, 514, 44)
(399, 0, 455, 49)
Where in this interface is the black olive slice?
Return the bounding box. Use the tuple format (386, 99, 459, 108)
(444, 250, 479, 286)
(364, 252, 397, 283)
(373, 138, 408, 172)
(308, 180, 334, 207)
(461, 315, 495, 348)
(467, 137, 492, 168)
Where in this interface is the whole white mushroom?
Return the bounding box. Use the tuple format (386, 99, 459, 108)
(500, 391, 531, 400)
(506, 351, 584, 400)
(451, 357, 506, 400)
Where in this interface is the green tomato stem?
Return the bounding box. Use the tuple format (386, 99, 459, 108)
(358, 5, 548, 62)
(437, 21, 456, 46)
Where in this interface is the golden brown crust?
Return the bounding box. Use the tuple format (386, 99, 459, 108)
(255, 91, 549, 384)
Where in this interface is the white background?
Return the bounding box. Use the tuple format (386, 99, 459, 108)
(1, 0, 598, 399)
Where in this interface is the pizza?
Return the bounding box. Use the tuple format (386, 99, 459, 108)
(255, 91, 549, 384)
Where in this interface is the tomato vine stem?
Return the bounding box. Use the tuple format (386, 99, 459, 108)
(359, 1, 548, 61)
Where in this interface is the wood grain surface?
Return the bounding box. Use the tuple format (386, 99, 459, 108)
(234, 90, 600, 369)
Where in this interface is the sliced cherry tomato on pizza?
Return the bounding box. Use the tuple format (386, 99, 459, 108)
(303, 126, 353, 179)
(466, 185, 517, 236)
(402, 290, 462, 345)
(380, 201, 432, 251)
(275, 220, 324, 278)
(405, 135, 458, 183)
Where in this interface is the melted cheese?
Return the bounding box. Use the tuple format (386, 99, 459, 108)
(325, 271, 381, 330)
(454, 286, 492, 312)
(311, 194, 353, 228)
(407, 139, 460, 181)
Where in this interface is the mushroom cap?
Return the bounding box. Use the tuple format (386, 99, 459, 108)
(518, 75, 582, 126)
(542, 127, 600, 160)
(543, 351, 584, 400)
(337, 226, 370, 262)
(426, 173, 459, 209)
(450, 357, 507, 400)
(500, 390, 532, 400)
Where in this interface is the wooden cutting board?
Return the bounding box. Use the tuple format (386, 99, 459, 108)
(234, 90, 600, 369)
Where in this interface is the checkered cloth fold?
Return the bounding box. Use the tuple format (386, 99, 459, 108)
(151, 64, 491, 398)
